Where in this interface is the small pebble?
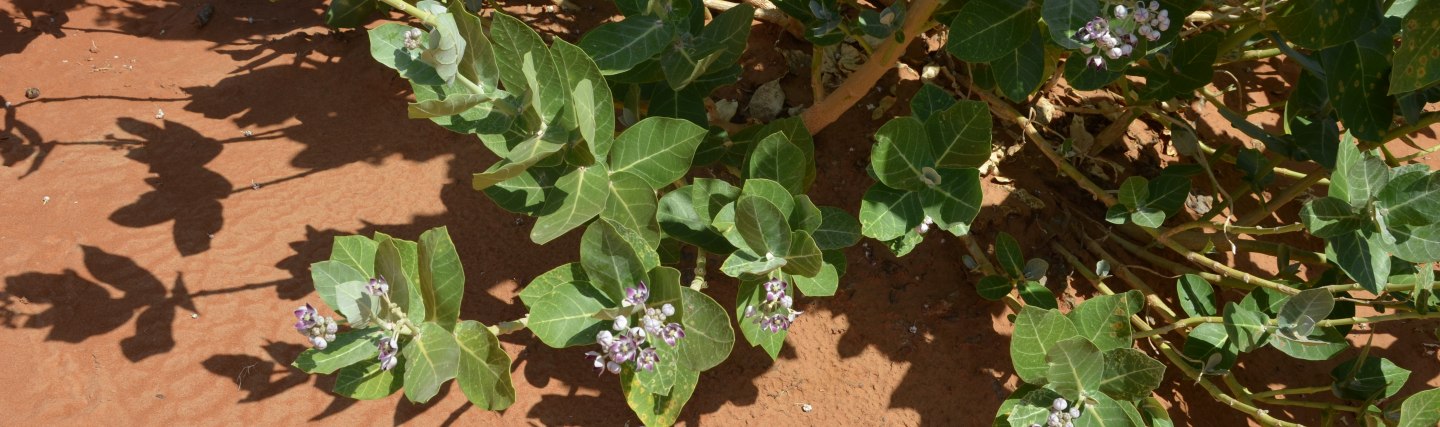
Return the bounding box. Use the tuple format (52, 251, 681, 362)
(42, 196, 50, 205)
(241, 130, 253, 137)
(25, 87, 40, 100)
(802, 403, 813, 413)
(191, 313, 199, 319)
(250, 180, 261, 190)
(155, 109, 165, 119)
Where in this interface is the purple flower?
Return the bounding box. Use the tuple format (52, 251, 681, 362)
(623, 282, 650, 307)
(377, 335, 400, 370)
(1087, 55, 1106, 70)
(635, 347, 659, 371)
(608, 330, 640, 363)
(366, 276, 389, 296)
(659, 323, 686, 346)
(293, 303, 338, 349)
(294, 303, 319, 331)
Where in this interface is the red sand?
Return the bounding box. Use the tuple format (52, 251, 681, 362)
(3, 1, 1438, 426)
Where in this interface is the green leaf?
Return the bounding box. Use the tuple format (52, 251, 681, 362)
(471, 127, 568, 190)
(976, 275, 1013, 301)
(448, 0, 499, 91)
(1146, 175, 1191, 215)
(579, 17, 674, 74)
(919, 168, 982, 233)
(370, 23, 444, 86)
(720, 249, 788, 277)
(676, 287, 735, 372)
(859, 184, 924, 242)
(1270, 326, 1348, 360)
(1018, 281, 1058, 310)
(656, 184, 735, 254)
(1271, 0, 1384, 50)
(1301, 197, 1365, 238)
(402, 322, 460, 403)
(419, 227, 464, 330)
(946, 0, 1039, 63)
(1139, 396, 1175, 427)
(1011, 306, 1079, 383)
(609, 117, 707, 190)
(1323, 24, 1396, 141)
(813, 206, 861, 250)
(911, 83, 957, 122)
(293, 328, 383, 374)
(1076, 394, 1146, 427)
(376, 238, 425, 325)
(311, 260, 368, 318)
(1328, 230, 1392, 293)
(1042, 0, 1100, 49)
(580, 219, 648, 302)
(1118, 176, 1148, 209)
(927, 100, 993, 169)
(519, 263, 615, 347)
(1277, 288, 1335, 334)
(990, 29, 1049, 101)
(738, 178, 797, 216)
(790, 196, 823, 233)
(1067, 290, 1142, 351)
(747, 133, 808, 194)
(1223, 302, 1271, 353)
(793, 250, 843, 297)
(995, 232, 1025, 279)
(329, 235, 378, 278)
(1046, 337, 1105, 401)
(1176, 274, 1217, 317)
(419, 13, 467, 84)
(782, 231, 824, 277)
(1006, 387, 1065, 427)
(1182, 323, 1238, 373)
(1393, 224, 1440, 263)
(1137, 32, 1220, 100)
(601, 171, 661, 248)
(1399, 388, 1440, 427)
(1099, 348, 1166, 401)
(325, 0, 380, 28)
(1380, 172, 1440, 228)
(490, 12, 565, 121)
(1331, 356, 1411, 400)
(736, 196, 794, 256)
(334, 279, 380, 327)
(621, 363, 700, 427)
(635, 338, 681, 396)
(871, 117, 934, 191)
(994, 383, 1045, 427)
(736, 278, 787, 359)
(408, 93, 490, 119)
(531, 163, 610, 244)
(333, 358, 402, 400)
(1391, 2, 1440, 93)
(550, 40, 616, 157)
(483, 164, 560, 215)
(1063, 53, 1125, 90)
(454, 320, 516, 410)
(698, 4, 756, 68)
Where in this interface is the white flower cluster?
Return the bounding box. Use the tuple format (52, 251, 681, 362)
(1028, 397, 1082, 427)
(1076, 1, 1172, 70)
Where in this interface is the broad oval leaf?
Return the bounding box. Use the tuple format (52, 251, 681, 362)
(1011, 306, 1079, 383)
(1066, 290, 1142, 351)
(1176, 274, 1217, 317)
(550, 39, 617, 157)
(402, 322, 461, 403)
(609, 117, 708, 190)
(1272, 0, 1383, 50)
(676, 287, 735, 372)
(293, 328, 383, 375)
(454, 320, 516, 410)
(1046, 336, 1105, 401)
(1331, 355, 1411, 401)
(580, 219, 647, 301)
(579, 17, 675, 74)
(919, 168, 982, 234)
(1391, 2, 1440, 94)
(333, 358, 403, 400)
(946, 0, 1040, 63)
(813, 206, 861, 250)
(419, 226, 464, 330)
(519, 263, 615, 348)
(871, 116, 934, 191)
(531, 163, 610, 244)
(927, 100, 993, 169)
(859, 184, 924, 242)
(747, 133, 808, 195)
(1099, 348, 1166, 401)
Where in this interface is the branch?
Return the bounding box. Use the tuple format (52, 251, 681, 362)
(801, 0, 940, 134)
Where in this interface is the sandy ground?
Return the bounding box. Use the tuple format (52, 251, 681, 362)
(3, 1, 1439, 426)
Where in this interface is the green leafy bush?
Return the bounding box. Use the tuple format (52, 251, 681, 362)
(292, 0, 1440, 424)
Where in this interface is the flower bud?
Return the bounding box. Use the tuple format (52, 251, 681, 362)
(1053, 397, 1068, 411)
(662, 303, 675, 317)
(1113, 5, 1127, 19)
(613, 315, 629, 330)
